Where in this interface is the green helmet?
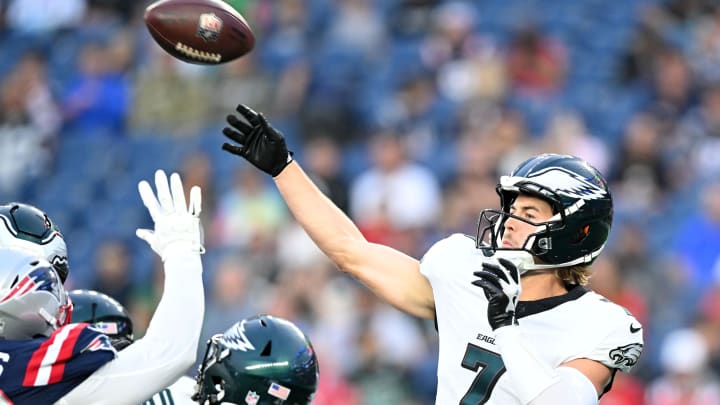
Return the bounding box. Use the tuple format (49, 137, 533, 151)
(477, 154, 613, 272)
(68, 289, 134, 350)
(194, 315, 319, 405)
(0, 203, 69, 283)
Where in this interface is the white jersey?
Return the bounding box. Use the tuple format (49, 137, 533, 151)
(143, 376, 196, 405)
(420, 234, 644, 405)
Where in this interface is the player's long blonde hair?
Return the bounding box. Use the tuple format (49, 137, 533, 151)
(557, 265, 592, 286)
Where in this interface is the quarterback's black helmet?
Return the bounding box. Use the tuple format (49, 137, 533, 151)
(0, 203, 69, 283)
(68, 289, 134, 351)
(194, 315, 319, 405)
(477, 154, 613, 269)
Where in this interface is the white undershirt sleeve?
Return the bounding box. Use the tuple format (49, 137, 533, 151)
(495, 326, 598, 405)
(528, 367, 599, 405)
(56, 252, 204, 405)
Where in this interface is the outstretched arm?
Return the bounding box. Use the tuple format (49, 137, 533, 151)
(222, 105, 435, 319)
(58, 171, 205, 404)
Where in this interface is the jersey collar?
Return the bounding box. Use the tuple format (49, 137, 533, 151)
(516, 284, 589, 318)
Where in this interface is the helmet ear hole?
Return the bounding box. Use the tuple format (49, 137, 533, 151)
(261, 341, 272, 356)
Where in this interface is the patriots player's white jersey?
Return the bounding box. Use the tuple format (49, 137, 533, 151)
(420, 234, 644, 405)
(143, 376, 196, 404)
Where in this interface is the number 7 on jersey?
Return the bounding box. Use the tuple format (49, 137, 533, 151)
(460, 344, 506, 404)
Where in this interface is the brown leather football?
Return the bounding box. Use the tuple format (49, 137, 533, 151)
(144, 0, 255, 64)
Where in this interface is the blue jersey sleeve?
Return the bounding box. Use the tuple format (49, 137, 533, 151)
(0, 323, 116, 404)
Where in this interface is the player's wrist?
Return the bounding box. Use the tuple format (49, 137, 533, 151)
(488, 310, 517, 330)
(270, 152, 294, 177)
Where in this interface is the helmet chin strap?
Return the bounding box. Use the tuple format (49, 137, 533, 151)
(491, 249, 535, 275)
(494, 245, 605, 275)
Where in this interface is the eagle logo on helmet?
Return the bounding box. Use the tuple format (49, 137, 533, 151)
(527, 166, 608, 201)
(222, 320, 256, 352)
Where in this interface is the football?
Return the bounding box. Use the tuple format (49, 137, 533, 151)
(144, 0, 255, 65)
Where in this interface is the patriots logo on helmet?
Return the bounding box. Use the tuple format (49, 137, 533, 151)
(526, 166, 608, 200)
(222, 320, 256, 352)
(0, 266, 60, 303)
(609, 343, 643, 367)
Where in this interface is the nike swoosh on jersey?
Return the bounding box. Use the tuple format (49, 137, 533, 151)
(629, 323, 642, 333)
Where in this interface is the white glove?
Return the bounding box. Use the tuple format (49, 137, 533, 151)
(136, 170, 204, 261)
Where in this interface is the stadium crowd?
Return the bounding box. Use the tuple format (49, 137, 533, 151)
(2, 0, 720, 403)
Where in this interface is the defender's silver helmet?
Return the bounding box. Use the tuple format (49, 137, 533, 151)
(0, 248, 71, 340)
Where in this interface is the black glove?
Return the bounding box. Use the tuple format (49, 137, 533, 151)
(472, 258, 521, 330)
(222, 104, 293, 177)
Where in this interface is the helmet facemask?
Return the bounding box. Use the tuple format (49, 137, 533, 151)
(194, 333, 231, 404)
(477, 180, 604, 273)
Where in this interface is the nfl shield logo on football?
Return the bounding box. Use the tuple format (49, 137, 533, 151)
(244, 390, 259, 405)
(197, 13, 223, 41)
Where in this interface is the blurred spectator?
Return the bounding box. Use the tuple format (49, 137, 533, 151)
(256, 0, 310, 77)
(352, 288, 426, 404)
(490, 108, 534, 176)
(211, 165, 289, 249)
(374, 71, 457, 162)
(301, 136, 349, 214)
(646, 328, 720, 405)
(609, 113, 671, 215)
(197, 254, 259, 362)
(5, 0, 86, 34)
(645, 49, 694, 136)
(672, 181, 720, 296)
(619, 6, 671, 85)
(386, 0, 439, 39)
(506, 23, 567, 95)
(349, 129, 441, 252)
(130, 44, 213, 136)
(61, 35, 131, 136)
(0, 52, 60, 194)
(676, 84, 720, 180)
(540, 111, 610, 173)
(210, 54, 274, 121)
(325, 0, 386, 58)
(89, 240, 133, 307)
(688, 8, 720, 86)
(179, 151, 216, 226)
(439, 131, 500, 236)
(420, 1, 506, 103)
(85, 0, 137, 24)
(610, 222, 656, 297)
